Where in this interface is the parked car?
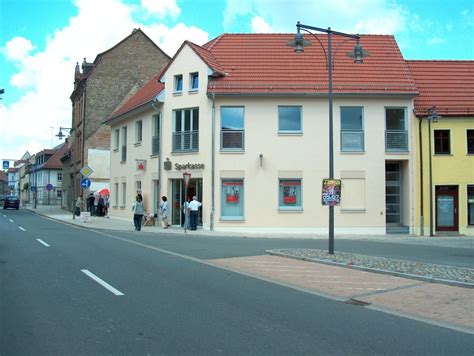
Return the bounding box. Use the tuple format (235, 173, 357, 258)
(3, 195, 20, 210)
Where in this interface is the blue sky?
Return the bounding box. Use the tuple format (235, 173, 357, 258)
(0, 0, 473, 161)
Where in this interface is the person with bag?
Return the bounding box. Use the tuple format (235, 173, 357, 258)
(160, 196, 170, 229)
(132, 194, 145, 231)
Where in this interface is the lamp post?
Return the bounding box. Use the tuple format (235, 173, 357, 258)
(427, 106, 441, 236)
(288, 22, 367, 255)
(56, 127, 74, 217)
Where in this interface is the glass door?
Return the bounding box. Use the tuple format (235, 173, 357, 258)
(171, 178, 203, 226)
(436, 186, 458, 232)
(385, 162, 402, 226)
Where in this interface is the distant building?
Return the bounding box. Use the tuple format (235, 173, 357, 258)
(62, 28, 170, 211)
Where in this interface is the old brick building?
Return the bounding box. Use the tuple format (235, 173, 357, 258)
(62, 28, 170, 211)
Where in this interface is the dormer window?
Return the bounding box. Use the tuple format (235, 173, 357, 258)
(174, 74, 183, 93)
(190, 72, 199, 91)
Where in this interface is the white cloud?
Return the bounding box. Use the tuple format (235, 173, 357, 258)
(5, 37, 35, 61)
(141, 0, 181, 18)
(251, 16, 271, 33)
(427, 37, 446, 45)
(0, 0, 208, 160)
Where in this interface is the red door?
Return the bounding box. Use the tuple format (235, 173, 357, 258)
(435, 186, 458, 232)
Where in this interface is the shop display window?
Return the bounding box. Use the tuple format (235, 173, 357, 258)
(221, 179, 244, 219)
(279, 179, 302, 210)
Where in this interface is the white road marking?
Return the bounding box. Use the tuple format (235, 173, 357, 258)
(9, 219, 14, 223)
(81, 269, 124, 296)
(19, 227, 26, 231)
(2, 214, 7, 218)
(36, 239, 50, 247)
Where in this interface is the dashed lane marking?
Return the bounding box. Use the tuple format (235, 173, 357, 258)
(36, 239, 50, 247)
(81, 269, 124, 296)
(18, 226, 26, 231)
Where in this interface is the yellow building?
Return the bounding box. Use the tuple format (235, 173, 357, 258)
(409, 61, 474, 236)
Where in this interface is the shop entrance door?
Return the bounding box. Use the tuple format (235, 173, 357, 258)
(435, 186, 458, 232)
(171, 178, 203, 226)
(385, 162, 403, 227)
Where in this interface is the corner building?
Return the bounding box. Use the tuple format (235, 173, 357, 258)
(108, 34, 419, 235)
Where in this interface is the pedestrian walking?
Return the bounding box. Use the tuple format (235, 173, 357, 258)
(97, 196, 105, 216)
(182, 198, 190, 231)
(104, 196, 110, 218)
(188, 196, 201, 231)
(132, 195, 145, 231)
(87, 193, 95, 216)
(160, 196, 170, 229)
(75, 194, 84, 216)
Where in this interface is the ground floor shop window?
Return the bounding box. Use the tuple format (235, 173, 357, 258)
(221, 179, 244, 220)
(279, 179, 302, 210)
(468, 185, 474, 226)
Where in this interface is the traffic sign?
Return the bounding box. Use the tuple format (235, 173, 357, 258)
(46, 183, 54, 191)
(80, 165, 93, 177)
(31, 186, 36, 192)
(2, 160, 9, 170)
(81, 178, 91, 188)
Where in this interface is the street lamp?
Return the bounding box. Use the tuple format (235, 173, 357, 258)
(288, 22, 367, 255)
(56, 127, 73, 140)
(427, 106, 441, 236)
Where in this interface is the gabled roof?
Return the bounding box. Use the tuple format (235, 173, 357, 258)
(407, 60, 474, 117)
(204, 33, 417, 95)
(43, 143, 68, 169)
(107, 73, 165, 122)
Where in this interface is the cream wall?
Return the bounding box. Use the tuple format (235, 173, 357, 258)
(109, 43, 417, 235)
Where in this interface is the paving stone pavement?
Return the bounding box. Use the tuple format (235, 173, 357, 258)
(266, 248, 474, 287)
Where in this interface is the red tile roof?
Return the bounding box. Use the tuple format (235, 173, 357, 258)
(108, 75, 165, 121)
(204, 34, 417, 95)
(43, 143, 68, 169)
(407, 60, 474, 117)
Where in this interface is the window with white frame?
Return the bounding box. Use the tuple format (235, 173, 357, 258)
(152, 114, 160, 155)
(121, 126, 127, 162)
(468, 185, 474, 226)
(279, 179, 302, 210)
(174, 74, 183, 93)
(278, 106, 302, 133)
(121, 182, 126, 207)
(57, 172, 62, 182)
(136, 181, 142, 195)
(221, 179, 244, 220)
(113, 129, 119, 150)
(173, 108, 199, 152)
(135, 120, 142, 143)
(467, 130, 474, 154)
(114, 183, 119, 206)
(221, 106, 244, 150)
(434, 129, 451, 154)
(341, 107, 364, 151)
(385, 107, 407, 151)
(190, 72, 199, 91)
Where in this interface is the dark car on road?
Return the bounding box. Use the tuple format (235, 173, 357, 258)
(4, 195, 20, 209)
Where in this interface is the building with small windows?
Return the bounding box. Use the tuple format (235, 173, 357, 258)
(107, 33, 425, 235)
(409, 60, 474, 236)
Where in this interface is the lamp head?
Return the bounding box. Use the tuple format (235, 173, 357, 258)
(287, 28, 312, 53)
(347, 39, 369, 63)
(427, 106, 441, 122)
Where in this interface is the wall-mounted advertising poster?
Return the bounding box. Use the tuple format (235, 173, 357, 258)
(322, 179, 341, 206)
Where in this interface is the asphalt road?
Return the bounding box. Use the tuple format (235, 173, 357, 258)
(1, 210, 473, 355)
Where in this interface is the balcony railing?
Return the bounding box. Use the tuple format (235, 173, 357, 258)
(173, 130, 199, 152)
(385, 130, 408, 151)
(341, 130, 364, 152)
(152, 136, 160, 155)
(221, 130, 244, 150)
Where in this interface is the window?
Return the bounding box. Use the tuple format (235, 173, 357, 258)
(113, 129, 120, 150)
(385, 108, 407, 151)
(278, 106, 302, 133)
(114, 183, 119, 206)
(468, 185, 474, 226)
(136, 181, 142, 195)
(467, 130, 474, 154)
(121, 182, 126, 207)
(190, 72, 199, 91)
(434, 130, 450, 154)
(341, 107, 364, 151)
(152, 114, 160, 155)
(174, 74, 183, 93)
(173, 108, 199, 152)
(57, 172, 62, 182)
(121, 126, 127, 161)
(135, 120, 142, 143)
(221, 106, 244, 150)
(279, 179, 302, 210)
(221, 179, 244, 220)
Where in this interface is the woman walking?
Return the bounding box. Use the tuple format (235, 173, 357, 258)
(160, 196, 170, 229)
(132, 195, 145, 231)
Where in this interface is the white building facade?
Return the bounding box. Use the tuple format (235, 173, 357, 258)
(108, 34, 418, 235)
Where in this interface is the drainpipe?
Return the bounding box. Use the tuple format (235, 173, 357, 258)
(417, 115, 424, 236)
(151, 100, 162, 215)
(210, 91, 216, 231)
